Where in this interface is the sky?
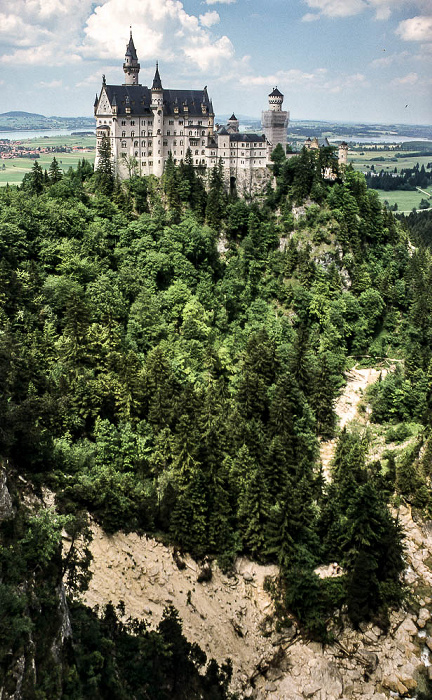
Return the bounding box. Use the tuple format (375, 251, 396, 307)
(0, 0, 431, 124)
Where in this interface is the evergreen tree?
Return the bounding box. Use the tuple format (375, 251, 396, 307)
(95, 133, 114, 195)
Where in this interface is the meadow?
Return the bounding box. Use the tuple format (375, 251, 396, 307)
(0, 134, 95, 186)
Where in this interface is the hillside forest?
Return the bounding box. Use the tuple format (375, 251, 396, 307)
(1, 143, 432, 698)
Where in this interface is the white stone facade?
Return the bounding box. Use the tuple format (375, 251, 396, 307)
(94, 33, 290, 193)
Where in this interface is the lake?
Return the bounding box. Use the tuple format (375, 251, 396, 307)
(328, 135, 432, 144)
(0, 128, 95, 141)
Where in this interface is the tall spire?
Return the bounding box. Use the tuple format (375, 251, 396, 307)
(152, 62, 162, 91)
(123, 28, 140, 86)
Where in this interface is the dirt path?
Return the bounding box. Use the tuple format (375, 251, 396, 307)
(319, 365, 386, 480)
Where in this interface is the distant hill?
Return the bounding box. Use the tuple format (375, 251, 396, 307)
(0, 112, 94, 132)
(0, 111, 46, 119)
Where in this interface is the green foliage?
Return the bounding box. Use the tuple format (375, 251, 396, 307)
(0, 151, 413, 648)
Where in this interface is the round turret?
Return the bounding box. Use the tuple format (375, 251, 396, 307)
(268, 87, 284, 112)
(123, 30, 140, 86)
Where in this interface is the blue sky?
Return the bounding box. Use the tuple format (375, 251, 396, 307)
(0, 0, 431, 124)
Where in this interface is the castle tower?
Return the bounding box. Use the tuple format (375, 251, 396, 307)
(123, 30, 140, 85)
(338, 141, 348, 167)
(261, 87, 289, 152)
(151, 62, 164, 177)
(227, 113, 239, 134)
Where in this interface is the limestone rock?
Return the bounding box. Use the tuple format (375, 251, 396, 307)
(417, 607, 430, 628)
(382, 675, 408, 695)
(303, 682, 322, 698)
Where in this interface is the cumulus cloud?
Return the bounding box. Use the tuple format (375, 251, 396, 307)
(303, 0, 431, 21)
(396, 15, 432, 42)
(81, 0, 234, 72)
(369, 50, 410, 67)
(391, 71, 419, 85)
(38, 79, 63, 88)
(237, 67, 369, 93)
(199, 11, 220, 27)
(205, 0, 236, 5)
(301, 12, 321, 21)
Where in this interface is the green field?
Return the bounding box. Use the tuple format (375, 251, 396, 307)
(0, 135, 95, 186)
(370, 187, 432, 213)
(347, 145, 432, 212)
(348, 149, 432, 173)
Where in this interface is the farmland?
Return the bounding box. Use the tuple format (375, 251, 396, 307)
(0, 134, 95, 186)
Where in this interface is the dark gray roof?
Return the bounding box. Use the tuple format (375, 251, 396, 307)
(125, 33, 138, 60)
(152, 63, 162, 90)
(101, 84, 212, 117)
(269, 87, 283, 97)
(228, 113, 237, 121)
(217, 127, 229, 135)
(229, 133, 266, 142)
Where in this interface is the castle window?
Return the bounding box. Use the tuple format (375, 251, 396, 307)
(149, 151, 152, 156)
(180, 140, 183, 145)
(174, 140, 177, 146)
(134, 141, 138, 147)
(121, 120, 126, 126)
(198, 121, 202, 125)
(169, 120, 174, 125)
(179, 120, 183, 125)
(121, 152, 126, 157)
(180, 131, 183, 136)
(142, 141, 145, 147)
(202, 140, 205, 145)
(163, 141, 167, 146)
(122, 141, 126, 148)
(195, 150, 198, 155)
(174, 131, 177, 136)
(141, 130, 146, 136)
(157, 129, 161, 135)
(201, 131, 205, 136)
(131, 131, 135, 137)
(201, 150, 205, 155)
(167, 131, 170, 136)
(189, 131, 192, 136)
(122, 131, 126, 137)
(149, 160, 153, 165)
(131, 120, 135, 126)
(188, 120, 193, 126)
(195, 159, 198, 164)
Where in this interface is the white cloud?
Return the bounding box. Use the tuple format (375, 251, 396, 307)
(237, 67, 369, 93)
(396, 15, 432, 42)
(369, 50, 410, 67)
(38, 79, 63, 88)
(301, 12, 320, 21)
(81, 0, 234, 72)
(391, 71, 419, 85)
(205, 0, 236, 5)
(303, 0, 431, 21)
(199, 11, 220, 28)
(303, 0, 366, 19)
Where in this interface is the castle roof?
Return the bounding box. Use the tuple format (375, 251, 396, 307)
(125, 32, 138, 60)
(269, 87, 283, 97)
(229, 133, 266, 142)
(152, 62, 162, 90)
(101, 84, 212, 117)
(228, 113, 237, 121)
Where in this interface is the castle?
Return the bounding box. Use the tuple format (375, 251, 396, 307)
(94, 32, 345, 191)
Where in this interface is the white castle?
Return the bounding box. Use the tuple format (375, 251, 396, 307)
(94, 32, 290, 192)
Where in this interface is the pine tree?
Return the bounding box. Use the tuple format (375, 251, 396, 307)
(48, 157, 62, 183)
(95, 133, 114, 195)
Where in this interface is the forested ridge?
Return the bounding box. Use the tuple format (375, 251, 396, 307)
(1, 146, 432, 697)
